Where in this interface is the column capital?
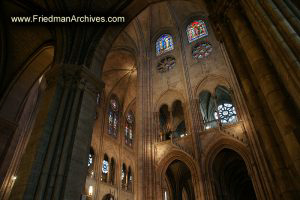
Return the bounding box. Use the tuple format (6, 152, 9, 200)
(45, 64, 105, 97)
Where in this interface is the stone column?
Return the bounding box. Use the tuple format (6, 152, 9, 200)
(240, 0, 300, 109)
(226, 5, 300, 182)
(9, 64, 104, 200)
(261, 0, 300, 55)
(272, 0, 300, 34)
(217, 19, 299, 199)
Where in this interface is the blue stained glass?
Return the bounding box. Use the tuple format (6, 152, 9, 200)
(102, 160, 109, 173)
(88, 154, 93, 167)
(156, 34, 174, 56)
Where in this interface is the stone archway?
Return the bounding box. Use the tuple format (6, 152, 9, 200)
(203, 137, 262, 200)
(165, 159, 195, 200)
(156, 150, 202, 200)
(212, 148, 256, 200)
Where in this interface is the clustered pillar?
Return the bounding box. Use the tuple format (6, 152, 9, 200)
(9, 64, 103, 200)
(208, 0, 300, 199)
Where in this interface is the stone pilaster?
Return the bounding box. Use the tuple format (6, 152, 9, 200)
(9, 64, 104, 200)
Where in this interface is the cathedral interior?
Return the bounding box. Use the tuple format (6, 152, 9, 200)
(0, 0, 300, 199)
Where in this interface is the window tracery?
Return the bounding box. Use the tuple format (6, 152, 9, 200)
(157, 56, 176, 73)
(215, 103, 237, 124)
(192, 42, 212, 60)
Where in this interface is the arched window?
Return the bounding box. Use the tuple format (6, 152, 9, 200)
(156, 34, 174, 56)
(101, 154, 109, 182)
(88, 148, 94, 167)
(121, 163, 127, 189)
(159, 105, 171, 141)
(199, 91, 217, 129)
(186, 20, 208, 43)
(125, 111, 134, 147)
(108, 96, 119, 137)
(215, 86, 237, 124)
(110, 158, 115, 185)
(172, 100, 186, 138)
(127, 166, 133, 192)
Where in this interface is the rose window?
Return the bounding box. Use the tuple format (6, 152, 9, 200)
(192, 42, 213, 60)
(215, 103, 237, 124)
(157, 56, 176, 73)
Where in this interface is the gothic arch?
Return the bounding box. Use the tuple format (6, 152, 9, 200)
(156, 149, 202, 200)
(194, 74, 231, 97)
(155, 89, 186, 112)
(0, 44, 54, 199)
(0, 44, 54, 121)
(203, 136, 261, 199)
(124, 98, 136, 115)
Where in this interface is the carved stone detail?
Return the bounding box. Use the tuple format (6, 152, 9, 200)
(192, 42, 213, 60)
(156, 56, 176, 73)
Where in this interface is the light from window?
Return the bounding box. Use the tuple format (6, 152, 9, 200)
(125, 111, 134, 147)
(88, 186, 93, 196)
(156, 34, 174, 56)
(88, 153, 93, 167)
(108, 97, 119, 137)
(215, 103, 237, 124)
(187, 20, 208, 43)
(102, 160, 109, 173)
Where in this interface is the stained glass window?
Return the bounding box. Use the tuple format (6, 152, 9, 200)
(102, 154, 109, 182)
(187, 20, 208, 43)
(102, 160, 109, 174)
(108, 97, 119, 137)
(88, 148, 94, 167)
(88, 154, 93, 167)
(125, 111, 134, 147)
(215, 103, 237, 124)
(121, 164, 127, 189)
(192, 42, 212, 60)
(157, 56, 176, 73)
(156, 34, 174, 56)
